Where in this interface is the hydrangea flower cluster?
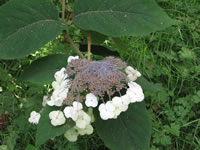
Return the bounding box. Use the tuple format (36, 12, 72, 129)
(28, 56, 144, 142)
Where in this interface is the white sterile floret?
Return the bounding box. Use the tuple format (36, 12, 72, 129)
(64, 101, 83, 121)
(99, 104, 109, 120)
(105, 101, 115, 112)
(125, 66, 141, 81)
(28, 111, 41, 124)
(52, 79, 70, 90)
(42, 96, 49, 107)
(126, 82, 144, 103)
(127, 74, 138, 82)
(51, 81, 60, 90)
(52, 88, 68, 101)
(111, 97, 128, 118)
(64, 128, 79, 142)
(47, 88, 68, 107)
(75, 110, 91, 129)
(121, 94, 131, 105)
(128, 81, 142, 92)
(125, 66, 136, 75)
(73, 101, 83, 111)
(98, 102, 115, 120)
(67, 56, 79, 63)
(60, 79, 70, 88)
(64, 106, 78, 121)
(47, 98, 64, 107)
(64, 106, 73, 118)
(85, 93, 98, 107)
(49, 111, 66, 126)
(54, 67, 68, 83)
(76, 124, 94, 135)
(112, 97, 128, 112)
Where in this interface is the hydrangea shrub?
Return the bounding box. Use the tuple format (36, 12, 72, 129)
(0, 0, 175, 149)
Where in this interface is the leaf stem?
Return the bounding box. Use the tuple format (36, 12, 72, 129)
(61, 0, 84, 58)
(61, 0, 68, 55)
(62, 0, 65, 20)
(65, 31, 85, 58)
(88, 32, 91, 60)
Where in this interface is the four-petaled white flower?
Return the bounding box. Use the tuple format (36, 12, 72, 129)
(126, 81, 144, 103)
(28, 111, 41, 124)
(47, 88, 68, 107)
(64, 101, 83, 121)
(85, 93, 98, 107)
(64, 128, 79, 142)
(112, 97, 128, 112)
(75, 110, 91, 129)
(52, 79, 70, 90)
(64, 106, 78, 121)
(125, 66, 141, 81)
(121, 94, 131, 105)
(73, 101, 83, 111)
(49, 111, 66, 126)
(98, 102, 115, 120)
(76, 124, 94, 135)
(67, 56, 79, 63)
(54, 67, 68, 83)
(47, 67, 70, 107)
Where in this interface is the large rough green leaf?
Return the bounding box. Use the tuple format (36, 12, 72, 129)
(36, 106, 72, 145)
(95, 102, 151, 150)
(73, 0, 176, 37)
(20, 54, 67, 85)
(0, 0, 67, 59)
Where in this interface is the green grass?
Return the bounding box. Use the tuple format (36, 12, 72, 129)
(0, 0, 200, 149)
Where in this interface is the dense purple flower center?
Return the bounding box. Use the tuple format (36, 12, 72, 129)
(64, 57, 128, 104)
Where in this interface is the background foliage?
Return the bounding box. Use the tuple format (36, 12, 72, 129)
(0, 0, 200, 150)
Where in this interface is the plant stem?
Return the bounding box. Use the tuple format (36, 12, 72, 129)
(61, 0, 68, 55)
(88, 32, 91, 60)
(61, 0, 84, 58)
(63, 31, 68, 56)
(62, 0, 65, 20)
(65, 31, 85, 58)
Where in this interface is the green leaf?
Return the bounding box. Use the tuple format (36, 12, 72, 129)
(20, 54, 67, 85)
(36, 106, 72, 145)
(6, 129, 18, 150)
(95, 102, 151, 150)
(66, 143, 80, 150)
(26, 144, 38, 150)
(0, 0, 67, 59)
(73, 0, 176, 37)
(82, 30, 107, 45)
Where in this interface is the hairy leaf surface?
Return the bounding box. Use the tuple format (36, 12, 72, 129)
(95, 102, 151, 150)
(73, 0, 176, 37)
(0, 0, 67, 59)
(36, 106, 72, 145)
(20, 54, 67, 85)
